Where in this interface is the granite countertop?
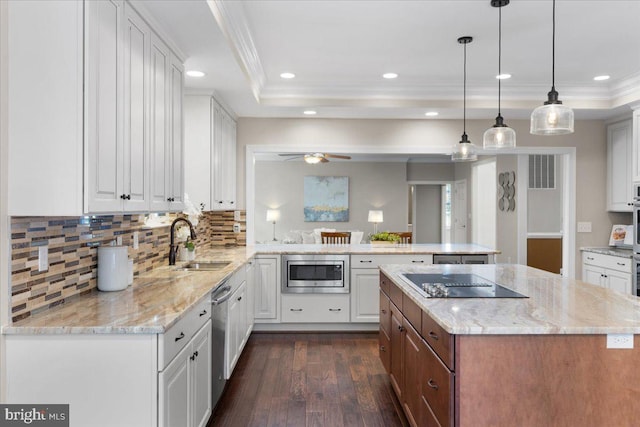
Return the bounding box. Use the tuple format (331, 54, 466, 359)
(3, 247, 256, 335)
(255, 243, 500, 255)
(580, 246, 633, 258)
(381, 263, 640, 335)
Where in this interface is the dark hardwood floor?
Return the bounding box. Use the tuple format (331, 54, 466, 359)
(209, 332, 408, 427)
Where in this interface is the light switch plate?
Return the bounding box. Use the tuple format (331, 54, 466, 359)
(234, 211, 241, 221)
(38, 245, 48, 272)
(577, 222, 592, 233)
(132, 231, 139, 250)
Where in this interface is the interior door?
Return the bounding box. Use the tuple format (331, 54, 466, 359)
(453, 180, 467, 243)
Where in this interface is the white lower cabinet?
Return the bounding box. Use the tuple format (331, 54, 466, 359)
(253, 256, 280, 322)
(226, 280, 247, 378)
(350, 254, 433, 323)
(159, 319, 211, 427)
(245, 259, 256, 340)
(581, 252, 632, 294)
(281, 294, 350, 323)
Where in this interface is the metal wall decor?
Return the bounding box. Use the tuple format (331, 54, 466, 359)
(498, 171, 516, 211)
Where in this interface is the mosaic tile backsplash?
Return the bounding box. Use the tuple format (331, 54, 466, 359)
(10, 210, 246, 322)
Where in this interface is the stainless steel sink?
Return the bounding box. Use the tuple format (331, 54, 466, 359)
(175, 261, 231, 271)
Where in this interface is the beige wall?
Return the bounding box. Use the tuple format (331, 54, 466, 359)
(254, 161, 408, 243)
(237, 117, 625, 278)
(496, 155, 518, 264)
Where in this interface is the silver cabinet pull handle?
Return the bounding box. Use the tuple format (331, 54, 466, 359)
(380, 345, 386, 352)
(427, 379, 439, 390)
(428, 331, 439, 340)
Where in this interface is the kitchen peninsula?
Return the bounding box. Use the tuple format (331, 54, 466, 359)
(380, 263, 640, 426)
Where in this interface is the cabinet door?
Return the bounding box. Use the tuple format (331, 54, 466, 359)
(211, 101, 224, 209)
(212, 101, 236, 209)
(86, 0, 124, 213)
(389, 306, 404, 400)
(168, 55, 184, 210)
(607, 119, 633, 211)
(350, 268, 381, 322)
(183, 96, 212, 211)
(192, 322, 212, 427)
(582, 264, 605, 287)
(245, 260, 255, 339)
(122, 3, 149, 212)
(149, 33, 170, 212)
(254, 257, 279, 320)
(606, 269, 632, 294)
(403, 322, 422, 427)
(159, 344, 191, 427)
(225, 282, 245, 379)
(633, 110, 640, 183)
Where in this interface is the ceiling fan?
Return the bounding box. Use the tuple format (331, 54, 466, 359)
(278, 152, 352, 164)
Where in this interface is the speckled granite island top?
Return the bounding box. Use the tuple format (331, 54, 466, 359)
(255, 242, 499, 254)
(3, 247, 256, 335)
(381, 263, 640, 335)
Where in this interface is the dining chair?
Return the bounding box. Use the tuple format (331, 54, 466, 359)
(320, 231, 351, 244)
(389, 232, 412, 244)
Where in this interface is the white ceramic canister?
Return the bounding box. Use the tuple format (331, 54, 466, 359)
(97, 246, 129, 291)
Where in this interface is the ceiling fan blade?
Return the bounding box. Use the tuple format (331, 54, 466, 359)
(324, 154, 351, 160)
(278, 153, 304, 156)
(320, 157, 329, 163)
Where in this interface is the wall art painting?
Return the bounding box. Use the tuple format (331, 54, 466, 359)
(304, 176, 349, 222)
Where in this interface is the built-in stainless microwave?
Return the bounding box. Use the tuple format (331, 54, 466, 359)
(282, 254, 350, 294)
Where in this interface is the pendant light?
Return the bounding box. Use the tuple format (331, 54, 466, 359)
(530, 0, 574, 135)
(483, 0, 516, 149)
(452, 36, 478, 162)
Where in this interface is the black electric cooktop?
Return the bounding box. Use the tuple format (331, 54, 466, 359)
(400, 273, 528, 298)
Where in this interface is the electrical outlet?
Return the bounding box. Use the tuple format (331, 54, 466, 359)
(38, 245, 48, 272)
(606, 334, 634, 349)
(116, 235, 123, 246)
(233, 223, 241, 233)
(577, 222, 592, 233)
(234, 211, 241, 221)
(132, 231, 139, 250)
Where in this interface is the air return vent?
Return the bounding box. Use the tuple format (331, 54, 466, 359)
(529, 154, 555, 189)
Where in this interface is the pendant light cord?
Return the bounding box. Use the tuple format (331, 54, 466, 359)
(463, 40, 467, 135)
(498, 5, 502, 116)
(551, 0, 556, 91)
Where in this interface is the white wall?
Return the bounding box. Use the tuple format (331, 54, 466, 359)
(528, 156, 563, 233)
(254, 161, 408, 243)
(414, 185, 442, 243)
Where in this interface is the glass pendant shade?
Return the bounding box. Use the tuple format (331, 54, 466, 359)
(530, 101, 574, 135)
(451, 134, 478, 162)
(484, 116, 516, 149)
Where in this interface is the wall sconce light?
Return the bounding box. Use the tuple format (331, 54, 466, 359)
(368, 210, 383, 234)
(266, 209, 280, 241)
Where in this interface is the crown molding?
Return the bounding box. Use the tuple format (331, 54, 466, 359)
(207, 0, 265, 102)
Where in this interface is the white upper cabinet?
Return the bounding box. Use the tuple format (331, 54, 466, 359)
(184, 96, 237, 211)
(149, 33, 184, 213)
(8, 0, 184, 216)
(607, 119, 633, 211)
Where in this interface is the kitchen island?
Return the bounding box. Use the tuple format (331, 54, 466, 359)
(380, 263, 640, 427)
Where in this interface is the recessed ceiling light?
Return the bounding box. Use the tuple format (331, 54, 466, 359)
(496, 73, 511, 80)
(594, 75, 610, 81)
(280, 72, 296, 79)
(382, 73, 398, 79)
(425, 111, 439, 117)
(186, 70, 206, 78)
(303, 110, 317, 115)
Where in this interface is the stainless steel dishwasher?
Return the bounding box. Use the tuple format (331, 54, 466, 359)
(210, 280, 233, 410)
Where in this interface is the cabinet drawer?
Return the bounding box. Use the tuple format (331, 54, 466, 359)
(582, 252, 631, 273)
(421, 338, 454, 427)
(352, 254, 433, 268)
(380, 272, 391, 296)
(281, 294, 350, 323)
(159, 297, 211, 370)
(421, 311, 454, 370)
